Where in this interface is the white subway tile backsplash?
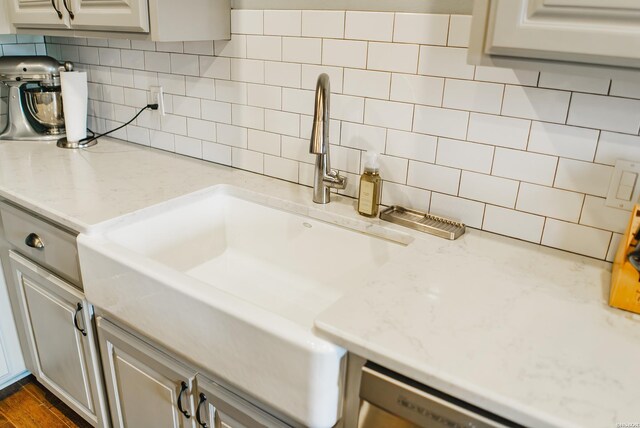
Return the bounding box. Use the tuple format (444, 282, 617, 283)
(264, 10, 302, 36)
(483, 205, 544, 243)
(231, 10, 263, 35)
(301, 65, 343, 92)
(413, 106, 469, 140)
(345, 11, 394, 42)
(381, 182, 430, 213)
(184, 41, 214, 56)
(595, 132, 640, 165)
(331, 145, 361, 174)
(364, 99, 413, 131)
(214, 35, 247, 58)
(232, 148, 264, 173)
(264, 61, 301, 88)
(331, 94, 365, 123)
(528, 122, 598, 162)
(430, 193, 485, 228)
(121, 49, 143, 69)
(442, 79, 504, 115)
(186, 76, 215, 100)
(418, 46, 474, 79)
(248, 129, 281, 156)
(215, 80, 247, 104)
(493, 148, 557, 186)
(448, 15, 471, 47)
(218, 124, 248, 147)
(517, 183, 584, 222)
(580, 196, 630, 234)
(201, 100, 231, 123)
(174, 135, 202, 158)
(542, 219, 611, 259)
(344, 69, 391, 99)
(474, 66, 539, 86)
(187, 118, 216, 142)
(554, 159, 612, 197)
(144, 51, 171, 73)
(283, 37, 321, 64)
(302, 11, 345, 39)
(390, 74, 443, 107)
(394, 13, 449, 46)
(322, 39, 367, 69)
(386, 130, 437, 164)
(467, 113, 530, 150)
(459, 172, 518, 208)
(246, 36, 282, 61)
(232, 104, 264, 130)
(437, 138, 494, 174)
(538, 72, 610, 94)
(607, 234, 623, 262)
(407, 161, 460, 195)
(203, 142, 232, 166)
(610, 79, 640, 99)
(248, 84, 281, 110)
(377, 155, 409, 184)
(55, 10, 632, 259)
(265, 155, 298, 182)
(368, 43, 419, 74)
(567, 93, 640, 134)
(265, 109, 300, 137)
(282, 88, 315, 115)
(341, 122, 386, 153)
(200, 56, 231, 79)
(502, 86, 570, 123)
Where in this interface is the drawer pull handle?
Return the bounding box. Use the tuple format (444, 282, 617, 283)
(25, 233, 44, 249)
(196, 393, 208, 427)
(51, 0, 63, 19)
(73, 303, 87, 336)
(177, 381, 191, 419)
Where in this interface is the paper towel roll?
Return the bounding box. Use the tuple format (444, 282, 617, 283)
(60, 71, 88, 143)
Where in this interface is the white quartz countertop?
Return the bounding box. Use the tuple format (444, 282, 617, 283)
(0, 138, 637, 428)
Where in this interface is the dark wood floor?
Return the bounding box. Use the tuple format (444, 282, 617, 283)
(0, 375, 92, 428)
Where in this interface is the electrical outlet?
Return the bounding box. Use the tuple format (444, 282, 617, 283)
(149, 86, 165, 115)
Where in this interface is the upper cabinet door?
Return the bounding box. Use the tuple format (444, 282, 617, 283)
(9, 0, 70, 29)
(68, 0, 149, 32)
(485, 0, 640, 68)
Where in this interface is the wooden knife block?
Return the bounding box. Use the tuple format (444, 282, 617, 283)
(610, 205, 640, 314)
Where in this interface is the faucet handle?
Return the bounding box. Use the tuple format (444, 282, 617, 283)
(323, 169, 347, 190)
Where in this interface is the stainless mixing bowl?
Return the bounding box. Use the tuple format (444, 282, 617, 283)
(24, 86, 65, 135)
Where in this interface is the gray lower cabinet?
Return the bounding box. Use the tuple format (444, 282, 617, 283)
(97, 317, 290, 428)
(9, 250, 106, 427)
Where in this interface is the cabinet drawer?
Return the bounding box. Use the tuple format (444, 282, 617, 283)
(0, 202, 80, 286)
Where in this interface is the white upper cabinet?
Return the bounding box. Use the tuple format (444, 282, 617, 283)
(470, 0, 640, 75)
(7, 0, 230, 41)
(68, 0, 149, 33)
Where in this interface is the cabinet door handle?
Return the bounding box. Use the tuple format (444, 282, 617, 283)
(177, 381, 191, 419)
(62, 0, 74, 19)
(51, 0, 63, 19)
(196, 393, 208, 427)
(25, 233, 44, 249)
(73, 303, 87, 336)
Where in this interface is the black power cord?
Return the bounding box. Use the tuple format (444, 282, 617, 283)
(80, 103, 159, 146)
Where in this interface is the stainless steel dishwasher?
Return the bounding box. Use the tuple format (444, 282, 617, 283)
(357, 363, 522, 428)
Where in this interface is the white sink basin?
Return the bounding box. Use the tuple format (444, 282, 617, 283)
(78, 185, 405, 427)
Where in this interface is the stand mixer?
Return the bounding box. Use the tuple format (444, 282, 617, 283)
(0, 56, 73, 141)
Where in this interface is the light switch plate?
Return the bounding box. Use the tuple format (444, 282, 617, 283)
(606, 159, 640, 210)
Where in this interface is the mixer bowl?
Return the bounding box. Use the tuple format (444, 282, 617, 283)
(24, 86, 65, 135)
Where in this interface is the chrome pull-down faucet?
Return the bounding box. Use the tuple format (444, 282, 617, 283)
(309, 73, 346, 204)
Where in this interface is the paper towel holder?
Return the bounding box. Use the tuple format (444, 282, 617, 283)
(56, 137, 97, 149)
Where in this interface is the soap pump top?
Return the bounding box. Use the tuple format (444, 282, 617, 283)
(363, 151, 380, 174)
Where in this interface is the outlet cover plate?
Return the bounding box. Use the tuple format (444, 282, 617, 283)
(606, 159, 640, 210)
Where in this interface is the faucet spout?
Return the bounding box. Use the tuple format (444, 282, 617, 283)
(309, 74, 346, 204)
